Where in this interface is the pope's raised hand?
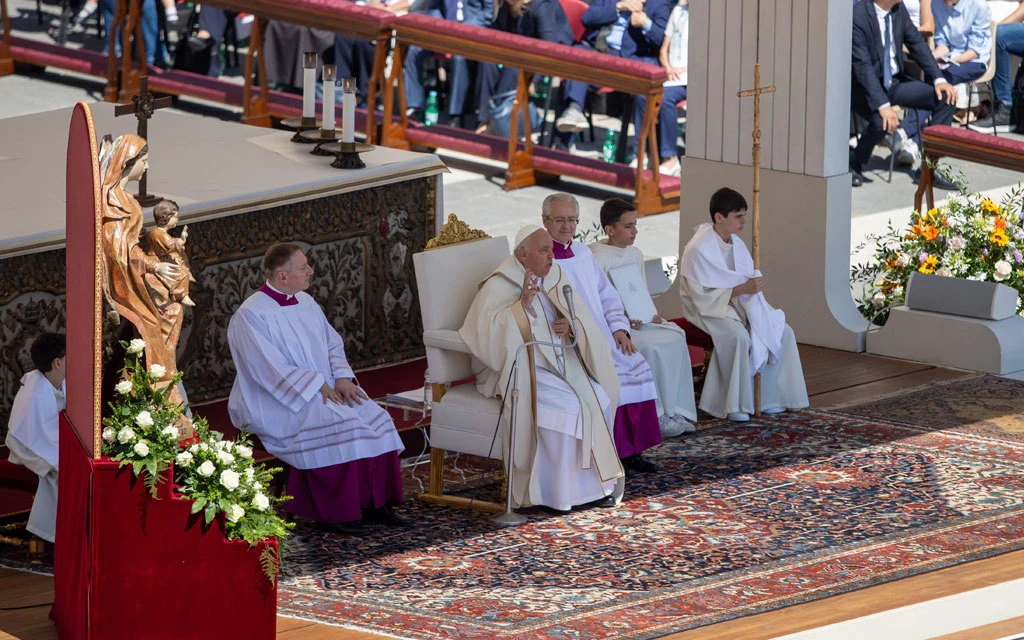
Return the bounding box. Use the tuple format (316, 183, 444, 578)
(521, 269, 540, 308)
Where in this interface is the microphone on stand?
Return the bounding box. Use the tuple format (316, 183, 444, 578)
(562, 284, 578, 348)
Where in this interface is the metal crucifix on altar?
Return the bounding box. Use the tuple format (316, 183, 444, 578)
(115, 75, 172, 207)
(736, 1, 775, 416)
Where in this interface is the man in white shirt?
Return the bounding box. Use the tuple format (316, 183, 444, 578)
(678, 188, 808, 421)
(5, 333, 66, 543)
(227, 243, 406, 536)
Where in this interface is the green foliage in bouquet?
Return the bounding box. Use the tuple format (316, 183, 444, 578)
(852, 184, 1024, 325)
(101, 339, 293, 584)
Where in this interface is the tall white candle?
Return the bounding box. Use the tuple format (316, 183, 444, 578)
(302, 52, 317, 120)
(341, 77, 356, 144)
(322, 65, 336, 132)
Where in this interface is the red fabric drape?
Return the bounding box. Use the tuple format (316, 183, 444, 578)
(52, 413, 277, 639)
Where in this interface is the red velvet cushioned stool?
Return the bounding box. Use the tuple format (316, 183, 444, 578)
(669, 317, 712, 372)
(0, 445, 39, 494)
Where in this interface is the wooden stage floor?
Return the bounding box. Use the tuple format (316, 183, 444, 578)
(2, 346, 1022, 640)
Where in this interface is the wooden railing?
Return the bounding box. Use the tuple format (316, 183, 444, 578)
(1, 0, 679, 214)
(386, 13, 677, 215)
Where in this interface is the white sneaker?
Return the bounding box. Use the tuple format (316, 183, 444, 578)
(555, 104, 588, 133)
(897, 136, 918, 166)
(727, 412, 750, 422)
(762, 407, 786, 415)
(671, 415, 696, 432)
(659, 415, 688, 438)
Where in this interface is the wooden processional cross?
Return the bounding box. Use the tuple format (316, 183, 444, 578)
(737, 38, 775, 416)
(115, 75, 172, 207)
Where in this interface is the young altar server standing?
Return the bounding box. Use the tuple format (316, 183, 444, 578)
(542, 194, 663, 474)
(678, 188, 808, 422)
(589, 198, 697, 435)
(6, 333, 66, 543)
(227, 242, 407, 536)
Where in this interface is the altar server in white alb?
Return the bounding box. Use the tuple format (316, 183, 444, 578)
(543, 194, 663, 474)
(5, 333, 66, 543)
(678, 188, 808, 421)
(228, 243, 406, 537)
(460, 226, 624, 512)
(589, 198, 697, 436)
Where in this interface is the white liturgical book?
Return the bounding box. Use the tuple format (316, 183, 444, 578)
(608, 264, 658, 324)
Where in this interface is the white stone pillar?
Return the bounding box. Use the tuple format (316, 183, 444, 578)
(670, 0, 865, 351)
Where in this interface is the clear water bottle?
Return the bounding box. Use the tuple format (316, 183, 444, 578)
(423, 369, 432, 410)
(602, 128, 617, 163)
(424, 91, 439, 126)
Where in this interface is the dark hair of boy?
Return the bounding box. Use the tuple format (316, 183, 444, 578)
(708, 187, 748, 222)
(599, 198, 637, 228)
(31, 332, 66, 372)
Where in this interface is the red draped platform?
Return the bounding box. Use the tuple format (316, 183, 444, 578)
(52, 416, 277, 639)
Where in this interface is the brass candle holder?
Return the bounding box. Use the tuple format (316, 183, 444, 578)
(281, 116, 322, 143)
(322, 141, 374, 169)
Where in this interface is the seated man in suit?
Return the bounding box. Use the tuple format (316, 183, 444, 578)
(404, 0, 493, 128)
(553, 0, 672, 146)
(850, 0, 958, 188)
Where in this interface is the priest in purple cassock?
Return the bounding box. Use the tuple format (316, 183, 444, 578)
(227, 242, 407, 536)
(541, 194, 663, 475)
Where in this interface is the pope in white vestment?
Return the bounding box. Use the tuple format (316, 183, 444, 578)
(459, 226, 624, 512)
(589, 198, 698, 435)
(5, 333, 66, 543)
(542, 195, 663, 473)
(228, 243, 406, 534)
(678, 188, 808, 421)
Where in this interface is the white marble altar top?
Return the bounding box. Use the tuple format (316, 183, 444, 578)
(0, 104, 448, 257)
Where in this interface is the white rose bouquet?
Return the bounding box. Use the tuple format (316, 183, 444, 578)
(100, 340, 186, 495)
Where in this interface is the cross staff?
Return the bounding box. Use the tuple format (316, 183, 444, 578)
(115, 75, 172, 207)
(737, 62, 775, 416)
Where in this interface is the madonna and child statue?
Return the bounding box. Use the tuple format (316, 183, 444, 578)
(99, 133, 194, 437)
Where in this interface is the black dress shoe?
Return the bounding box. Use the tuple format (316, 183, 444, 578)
(583, 495, 617, 509)
(364, 505, 410, 527)
(914, 168, 958, 191)
(321, 520, 371, 537)
(851, 170, 872, 187)
(623, 454, 658, 474)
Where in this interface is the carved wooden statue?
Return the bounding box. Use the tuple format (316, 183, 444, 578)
(98, 133, 191, 435)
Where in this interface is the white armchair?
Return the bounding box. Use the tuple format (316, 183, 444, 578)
(412, 215, 509, 512)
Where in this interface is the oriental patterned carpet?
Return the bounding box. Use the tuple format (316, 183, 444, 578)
(832, 375, 1024, 444)
(276, 408, 1024, 640)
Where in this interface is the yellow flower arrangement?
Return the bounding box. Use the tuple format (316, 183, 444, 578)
(853, 186, 1024, 324)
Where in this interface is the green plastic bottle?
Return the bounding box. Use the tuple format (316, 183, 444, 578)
(424, 91, 439, 126)
(602, 128, 617, 163)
